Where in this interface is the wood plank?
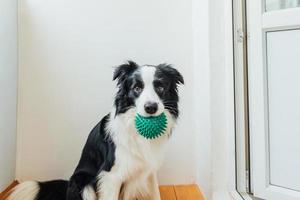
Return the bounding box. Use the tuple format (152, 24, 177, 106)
(0, 180, 19, 200)
(159, 185, 177, 200)
(174, 184, 205, 200)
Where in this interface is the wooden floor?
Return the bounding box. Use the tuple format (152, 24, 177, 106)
(160, 185, 205, 200)
(0, 182, 205, 200)
(0, 181, 18, 200)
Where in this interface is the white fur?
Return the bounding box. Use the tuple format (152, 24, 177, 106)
(97, 107, 175, 200)
(135, 66, 164, 117)
(82, 185, 97, 200)
(8, 181, 39, 200)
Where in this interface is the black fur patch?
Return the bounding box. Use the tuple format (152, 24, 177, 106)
(66, 114, 115, 199)
(37, 180, 68, 200)
(155, 63, 184, 118)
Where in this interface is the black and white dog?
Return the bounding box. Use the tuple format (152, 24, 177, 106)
(9, 61, 184, 200)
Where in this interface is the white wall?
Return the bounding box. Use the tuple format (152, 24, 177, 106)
(193, 0, 212, 199)
(17, 0, 213, 197)
(193, 0, 235, 199)
(0, 0, 18, 191)
(210, 0, 237, 199)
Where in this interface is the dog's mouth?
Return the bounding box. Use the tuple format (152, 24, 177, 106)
(137, 112, 164, 118)
(136, 107, 165, 118)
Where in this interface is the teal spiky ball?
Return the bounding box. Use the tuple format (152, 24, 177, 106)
(135, 113, 167, 139)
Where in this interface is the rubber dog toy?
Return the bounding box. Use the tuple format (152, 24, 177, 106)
(135, 113, 167, 139)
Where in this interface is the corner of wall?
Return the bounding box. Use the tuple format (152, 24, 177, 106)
(193, 0, 212, 199)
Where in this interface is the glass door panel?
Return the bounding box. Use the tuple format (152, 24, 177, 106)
(266, 0, 300, 11)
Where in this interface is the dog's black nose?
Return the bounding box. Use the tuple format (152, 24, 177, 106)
(144, 102, 158, 114)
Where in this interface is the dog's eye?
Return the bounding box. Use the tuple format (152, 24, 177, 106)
(134, 86, 143, 93)
(157, 86, 164, 93)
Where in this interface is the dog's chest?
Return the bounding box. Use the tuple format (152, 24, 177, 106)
(115, 129, 167, 179)
(109, 114, 169, 178)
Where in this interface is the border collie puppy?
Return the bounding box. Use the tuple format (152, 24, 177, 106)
(9, 61, 184, 200)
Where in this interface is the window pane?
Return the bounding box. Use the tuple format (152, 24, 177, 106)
(266, 0, 300, 11)
(267, 29, 300, 191)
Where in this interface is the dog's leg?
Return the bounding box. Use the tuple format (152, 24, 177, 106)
(97, 171, 122, 200)
(67, 172, 95, 200)
(147, 173, 161, 200)
(120, 173, 161, 200)
(119, 181, 138, 200)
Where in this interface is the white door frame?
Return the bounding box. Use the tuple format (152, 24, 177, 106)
(232, 0, 255, 199)
(210, 0, 251, 199)
(247, 0, 300, 199)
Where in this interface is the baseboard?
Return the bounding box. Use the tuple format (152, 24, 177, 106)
(0, 180, 19, 200)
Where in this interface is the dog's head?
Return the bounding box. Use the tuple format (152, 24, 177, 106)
(113, 61, 184, 118)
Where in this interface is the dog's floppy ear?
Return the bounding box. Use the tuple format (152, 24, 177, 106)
(113, 61, 138, 85)
(157, 64, 184, 85)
